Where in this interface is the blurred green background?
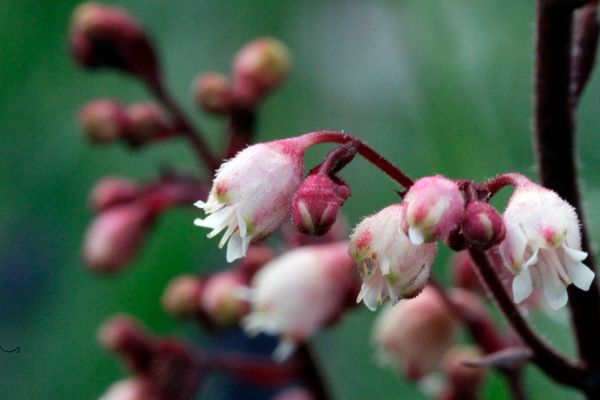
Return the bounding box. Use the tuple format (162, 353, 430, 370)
(2, 0, 599, 398)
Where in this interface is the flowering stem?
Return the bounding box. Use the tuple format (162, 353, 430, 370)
(225, 107, 257, 158)
(534, 0, 600, 376)
(467, 248, 587, 389)
(301, 131, 414, 188)
(571, 3, 599, 104)
(297, 343, 331, 400)
(145, 75, 220, 171)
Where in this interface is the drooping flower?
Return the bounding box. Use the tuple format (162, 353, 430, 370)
(242, 242, 357, 360)
(500, 183, 595, 309)
(194, 138, 310, 262)
(373, 286, 456, 381)
(349, 204, 437, 310)
(402, 176, 465, 245)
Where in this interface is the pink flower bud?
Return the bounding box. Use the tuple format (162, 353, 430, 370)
(99, 378, 157, 400)
(98, 315, 155, 372)
(461, 201, 505, 249)
(292, 174, 351, 236)
(161, 275, 203, 318)
(402, 176, 465, 244)
(349, 204, 437, 310)
(84, 204, 153, 273)
(125, 102, 169, 144)
(194, 72, 232, 114)
(200, 270, 250, 328)
(70, 3, 157, 78)
(373, 287, 456, 380)
(90, 177, 141, 211)
(194, 137, 312, 262)
(500, 183, 595, 309)
(232, 38, 292, 104)
(79, 99, 129, 143)
(242, 242, 357, 360)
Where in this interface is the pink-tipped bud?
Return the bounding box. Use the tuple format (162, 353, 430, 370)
(402, 176, 465, 245)
(461, 201, 505, 249)
(84, 204, 153, 273)
(125, 102, 169, 144)
(90, 177, 141, 211)
(79, 99, 129, 143)
(99, 378, 157, 400)
(232, 37, 292, 104)
(292, 174, 350, 236)
(273, 388, 315, 400)
(373, 286, 456, 381)
(70, 3, 158, 78)
(194, 73, 232, 114)
(200, 270, 250, 328)
(162, 275, 204, 319)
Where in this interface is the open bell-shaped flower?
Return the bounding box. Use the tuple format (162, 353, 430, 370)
(349, 204, 437, 310)
(194, 138, 310, 262)
(500, 183, 595, 309)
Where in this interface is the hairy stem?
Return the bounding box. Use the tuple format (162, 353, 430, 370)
(534, 0, 600, 375)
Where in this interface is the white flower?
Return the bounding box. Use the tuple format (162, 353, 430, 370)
(349, 204, 437, 310)
(500, 183, 595, 309)
(195, 139, 306, 262)
(242, 242, 356, 360)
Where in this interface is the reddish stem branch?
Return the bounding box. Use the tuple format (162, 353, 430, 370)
(301, 131, 414, 188)
(571, 3, 599, 104)
(297, 344, 331, 400)
(534, 0, 600, 376)
(467, 249, 586, 389)
(145, 75, 220, 171)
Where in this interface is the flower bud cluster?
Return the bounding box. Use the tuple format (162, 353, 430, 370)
(193, 38, 292, 114)
(79, 99, 171, 147)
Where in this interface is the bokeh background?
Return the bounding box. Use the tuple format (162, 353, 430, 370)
(2, 0, 600, 398)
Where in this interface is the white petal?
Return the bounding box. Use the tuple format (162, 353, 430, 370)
(540, 264, 569, 310)
(512, 268, 533, 304)
(357, 283, 378, 311)
(563, 245, 588, 262)
(226, 231, 245, 262)
(380, 256, 391, 275)
(194, 206, 234, 229)
(524, 249, 539, 269)
(236, 209, 247, 237)
(194, 200, 207, 208)
(408, 226, 425, 245)
(565, 259, 595, 291)
(273, 338, 297, 362)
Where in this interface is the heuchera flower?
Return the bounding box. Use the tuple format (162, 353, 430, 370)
(500, 183, 595, 309)
(194, 138, 309, 262)
(349, 204, 437, 310)
(402, 176, 465, 245)
(373, 286, 456, 381)
(242, 242, 357, 360)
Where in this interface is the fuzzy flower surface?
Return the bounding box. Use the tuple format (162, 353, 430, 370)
(500, 183, 595, 309)
(242, 242, 356, 360)
(349, 204, 437, 311)
(402, 175, 465, 245)
(195, 139, 308, 262)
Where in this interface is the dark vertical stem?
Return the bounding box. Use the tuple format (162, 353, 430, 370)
(225, 107, 257, 158)
(534, 0, 600, 372)
(297, 344, 331, 400)
(145, 76, 220, 171)
(571, 3, 599, 104)
(504, 370, 528, 400)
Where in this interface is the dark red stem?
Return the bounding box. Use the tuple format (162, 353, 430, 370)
(145, 75, 220, 171)
(297, 344, 331, 400)
(534, 0, 600, 381)
(467, 248, 586, 389)
(224, 107, 257, 158)
(301, 131, 414, 188)
(571, 2, 599, 104)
